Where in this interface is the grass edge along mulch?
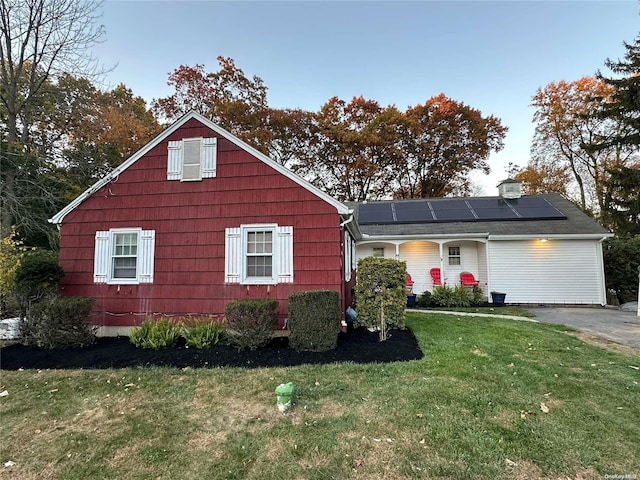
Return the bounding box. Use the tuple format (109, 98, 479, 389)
(0, 312, 638, 480)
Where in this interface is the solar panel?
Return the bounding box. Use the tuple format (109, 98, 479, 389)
(468, 198, 520, 220)
(430, 200, 476, 221)
(357, 196, 566, 224)
(507, 197, 566, 219)
(358, 203, 394, 224)
(393, 201, 435, 223)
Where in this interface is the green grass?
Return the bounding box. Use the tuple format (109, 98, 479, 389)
(418, 305, 536, 317)
(1, 312, 638, 479)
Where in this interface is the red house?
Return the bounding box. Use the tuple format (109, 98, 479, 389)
(50, 111, 360, 336)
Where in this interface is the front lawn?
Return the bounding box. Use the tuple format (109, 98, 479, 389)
(1, 312, 638, 479)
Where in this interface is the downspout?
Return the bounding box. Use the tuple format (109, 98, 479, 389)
(340, 216, 353, 228)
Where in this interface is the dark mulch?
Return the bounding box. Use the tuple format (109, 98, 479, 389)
(0, 327, 423, 370)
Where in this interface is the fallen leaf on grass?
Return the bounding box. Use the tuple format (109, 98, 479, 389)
(629, 365, 639, 370)
(124, 383, 135, 388)
(48, 389, 58, 394)
(505, 458, 517, 467)
(0, 390, 8, 397)
(353, 458, 363, 467)
(416, 413, 423, 418)
(520, 410, 535, 419)
(540, 402, 549, 413)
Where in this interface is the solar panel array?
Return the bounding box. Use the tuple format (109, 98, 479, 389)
(357, 197, 566, 225)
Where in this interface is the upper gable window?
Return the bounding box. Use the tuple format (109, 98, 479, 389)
(167, 137, 217, 181)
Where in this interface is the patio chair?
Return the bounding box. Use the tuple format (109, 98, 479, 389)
(460, 271, 479, 287)
(430, 267, 442, 286)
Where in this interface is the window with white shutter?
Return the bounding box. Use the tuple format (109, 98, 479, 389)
(224, 224, 293, 285)
(93, 229, 155, 284)
(166, 137, 217, 181)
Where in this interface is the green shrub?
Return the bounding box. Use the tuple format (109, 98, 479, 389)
(471, 285, 485, 306)
(13, 249, 64, 314)
(129, 318, 182, 349)
(416, 290, 434, 308)
(20, 297, 96, 349)
(224, 298, 278, 350)
(604, 236, 640, 304)
(355, 257, 406, 340)
(288, 290, 340, 352)
(432, 285, 473, 307)
(182, 316, 225, 348)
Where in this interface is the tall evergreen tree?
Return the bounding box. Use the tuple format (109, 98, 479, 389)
(591, 35, 640, 149)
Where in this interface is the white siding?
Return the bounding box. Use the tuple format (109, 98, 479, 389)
(488, 239, 604, 304)
(399, 241, 440, 294)
(357, 244, 393, 262)
(442, 241, 479, 285)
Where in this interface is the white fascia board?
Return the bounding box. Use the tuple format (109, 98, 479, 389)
(359, 233, 490, 242)
(488, 233, 613, 241)
(49, 110, 351, 224)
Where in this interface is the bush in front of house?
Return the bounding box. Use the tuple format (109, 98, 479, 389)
(470, 285, 485, 306)
(431, 285, 473, 307)
(603, 236, 640, 304)
(416, 290, 434, 308)
(129, 317, 183, 349)
(224, 298, 278, 350)
(13, 249, 64, 315)
(288, 290, 340, 352)
(20, 297, 96, 349)
(182, 316, 225, 348)
(356, 257, 407, 340)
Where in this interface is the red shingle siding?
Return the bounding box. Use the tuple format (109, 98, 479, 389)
(58, 118, 345, 326)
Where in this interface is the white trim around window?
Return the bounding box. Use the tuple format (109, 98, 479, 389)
(225, 224, 293, 285)
(94, 228, 155, 284)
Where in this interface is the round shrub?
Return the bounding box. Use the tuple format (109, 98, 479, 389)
(224, 298, 278, 350)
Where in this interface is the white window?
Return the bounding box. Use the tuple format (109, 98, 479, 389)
(448, 246, 461, 266)
(167, 137, 217, 181)
(225, 225, 293, 285)
(372, 247, 385, 258)
(94, 229, 155, 284)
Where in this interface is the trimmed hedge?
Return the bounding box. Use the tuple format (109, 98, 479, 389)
(355, 257, 406, 340)
(20, 296, 96, 349)
(288, 290, 340, 352)
(224, 298, 278, 349)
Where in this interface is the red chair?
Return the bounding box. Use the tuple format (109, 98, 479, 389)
(430, 267, 442, 286)
(460, 272, 479, 287)
(406, 273, 414, 293)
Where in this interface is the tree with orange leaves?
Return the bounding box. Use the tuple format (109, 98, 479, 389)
(530, 76, 634, 214)
(395, 94, 506, 198)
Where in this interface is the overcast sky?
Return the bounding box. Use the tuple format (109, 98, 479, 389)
(94, 1, 639, 195)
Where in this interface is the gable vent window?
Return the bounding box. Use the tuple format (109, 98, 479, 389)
(167, 137, 217, 181)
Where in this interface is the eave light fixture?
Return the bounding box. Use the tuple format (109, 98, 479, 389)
(539, 238, 548, 243)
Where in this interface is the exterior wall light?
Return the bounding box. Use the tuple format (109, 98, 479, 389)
(539, 238, 548, 243)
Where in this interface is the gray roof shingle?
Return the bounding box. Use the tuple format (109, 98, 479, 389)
(347, 194, 610, 237)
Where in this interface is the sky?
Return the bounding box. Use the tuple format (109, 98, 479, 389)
(93, 0, 639, 195)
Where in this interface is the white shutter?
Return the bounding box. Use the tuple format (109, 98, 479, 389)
(139, 230, 155, 283)
(167, 140, 183, 180)
(276, 226, 294, 283)
(94, 231, 110, 283)
(225, 227, 241, 283)
(182, 138, 202, 181)
(202, 137, 217, 178)
(344, 231, 352, 282)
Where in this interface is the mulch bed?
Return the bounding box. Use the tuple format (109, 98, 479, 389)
(0, 327, 423, 370)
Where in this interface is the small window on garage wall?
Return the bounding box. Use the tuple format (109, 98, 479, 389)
(94, 229, 155, 284)
(372, 247, 385, 258)
(167, 137, 217, 181)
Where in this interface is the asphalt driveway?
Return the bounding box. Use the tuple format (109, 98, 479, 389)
(528, 307, 640, 350)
